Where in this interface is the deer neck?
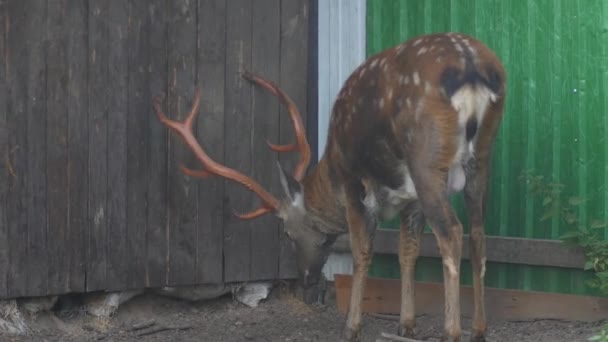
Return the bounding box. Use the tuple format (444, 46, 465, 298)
(301, 158, 348, 235)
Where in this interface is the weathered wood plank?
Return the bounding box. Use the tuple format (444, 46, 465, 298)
(195, 0, 226, 284)
(5, 0, 28, 298)
(87, 0, 109, 291)
(46, 0, 69, 295)
(65, 0, 88, 293)
(0, 0, 8, 298)
(25, 0, 49, 297)
(127, 0, 150, 290)
(278, 0, 309, 279)
(145, 0, 169, 288)
(334, 274, 608, 322)
(333, 230, 587, 269)
(166, 0, 198, 286)
(223, 0, 253, 283)
(105, 0, 129, 291)
(249, 0, 281, 281)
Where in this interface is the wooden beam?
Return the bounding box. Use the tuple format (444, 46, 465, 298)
(334, 274, 608, 322)
(333, 229, 586, 269)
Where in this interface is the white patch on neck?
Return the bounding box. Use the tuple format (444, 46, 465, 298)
(292, 193, 304, 208)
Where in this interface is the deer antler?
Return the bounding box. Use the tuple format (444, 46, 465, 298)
(241, 72, 311, 181)
(152, 88, 280, 220)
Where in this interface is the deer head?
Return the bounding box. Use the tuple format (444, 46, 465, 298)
(152, 72, 332, 288)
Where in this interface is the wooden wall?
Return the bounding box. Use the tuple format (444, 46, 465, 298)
(0, 0, 311, 300)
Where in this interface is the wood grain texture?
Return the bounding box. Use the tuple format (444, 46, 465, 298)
(106, 0, 129, 291)
(333, 230, 586, 269)
(223, 0, 253, 283)
(145, 0, 169, 288)
(65, 0, 88, 293)
(46, 0, 69, 294)
(250, 0, 281, 281)
(334, 274, 608, 322)
(0, 0, 8, 298)
(87, 0, 109, 291)
(24, 0, 48, 296)
(166, 0, 198, 286)
(5, 0, 28, 298)
(196, 0, 226, 284)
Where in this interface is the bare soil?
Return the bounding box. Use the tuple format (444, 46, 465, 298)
(1, 284, 605, 342)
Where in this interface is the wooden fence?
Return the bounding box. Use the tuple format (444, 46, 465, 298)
(0, 0, 313, 300)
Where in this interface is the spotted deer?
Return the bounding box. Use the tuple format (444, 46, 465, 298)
(153, 32, 505, 342)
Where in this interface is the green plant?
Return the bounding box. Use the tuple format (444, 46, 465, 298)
(519, 171, 608, 295)
(589, 322, 608, 341)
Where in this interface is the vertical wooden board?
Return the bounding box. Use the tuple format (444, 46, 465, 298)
(166, 0, 198, 286)
(65, 0, 88, 293)
(196, 0, 226, 284)
(25, 0, 48, 297)
(224, 0, 254, 283)
(105, 0, 129, 291)
(278, 0, 309, 278)
(5, 0, 28, 298)
(87, 0, 109, 291)
(145, 0, 169, 288)
(46, 0, 69, 295)
(0, 0, 8, 298)
(249, 0, 281, 281)
(127, 0, 150, 290)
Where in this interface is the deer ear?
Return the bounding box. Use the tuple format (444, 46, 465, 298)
(277, 162, 302, 204)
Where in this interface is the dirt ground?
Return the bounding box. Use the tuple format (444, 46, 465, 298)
(1, 283, 605, 342)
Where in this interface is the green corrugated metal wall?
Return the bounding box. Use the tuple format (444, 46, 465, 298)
(366, 0, 608, 296)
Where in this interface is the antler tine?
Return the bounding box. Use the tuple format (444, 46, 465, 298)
(153, 89, 281, 220)
(241, 71, 311, 181)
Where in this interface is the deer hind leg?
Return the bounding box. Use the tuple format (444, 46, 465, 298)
(397, 201, 425, 338)
(407, 168, 463, 341)
(341, 180, 377, 342)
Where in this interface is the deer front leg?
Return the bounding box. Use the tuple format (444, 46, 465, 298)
(341, 182, 376, 342)
(397, 206, 425, 337)
(464, 161, 490, 342)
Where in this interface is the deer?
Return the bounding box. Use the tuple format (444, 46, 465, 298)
(153, 32, 505, 342)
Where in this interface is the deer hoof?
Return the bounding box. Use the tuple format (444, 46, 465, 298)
(340, 326, 360, 342)
(470, 333, 486, 342)
(397, 324, 415, 338)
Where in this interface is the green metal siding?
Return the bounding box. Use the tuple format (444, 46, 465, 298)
(366, 0, 608, 296)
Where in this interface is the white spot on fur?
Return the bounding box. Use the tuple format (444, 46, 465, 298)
(480, 257, 487, 278)
(413, 72, 420, 86)
(380, 57, 387, 67)
(379, 98, 385, 109)
(387, 89, 393, 100)
(359, 66, 367, 78)
(444, 257, 458, 278)
(424, 81, 432, 94)
(416, 46, 428, 56)
(406, 97, 412, 109)
(413, 38, 423, 46)
(370, 59, 379, 68)
(454, 43, 463, 52)
(436, 56, 443, 64)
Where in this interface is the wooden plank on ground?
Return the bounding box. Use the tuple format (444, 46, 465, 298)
(87, 0, 109, 291)
(333, 230, 586, 269)
(46, 0, 69, 295)
(145, 0, 169, 288)
(166, 0, 198, 286)
(334, 274, 608, 322)
(105, 0, 129, 291)
(65, 0, 88, 293)
(5, 0, 28, 298)
(25, 0, 49, 297)
(195, 0, 226, 284)
(278, 0, 309, 279)
(0, 0, 8, 298)
(127, 0, 151, 290)
(223, 0, 253, 283)
(249, 0, 281, 281)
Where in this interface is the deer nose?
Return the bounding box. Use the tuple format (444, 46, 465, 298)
(302, 270, 320, 288)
